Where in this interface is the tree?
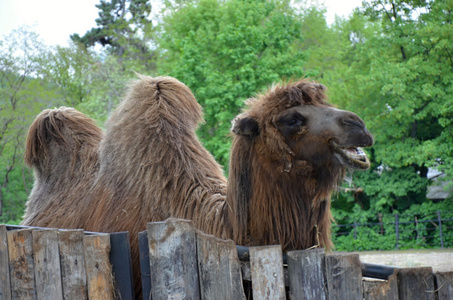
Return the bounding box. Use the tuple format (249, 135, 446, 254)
(77, 54, 134, 123)
(324, 0, 453, 214)
(71, 0, 155, 71)
(156, 0, 307, 166)
(41, 42, 97, 107)
(0, 27, 55, 222)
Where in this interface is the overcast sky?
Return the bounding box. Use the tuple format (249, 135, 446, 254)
(0, 0, 363, 47)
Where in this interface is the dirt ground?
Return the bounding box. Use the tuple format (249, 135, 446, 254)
(345, 248, 453, 272)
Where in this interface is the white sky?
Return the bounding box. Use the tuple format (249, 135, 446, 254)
(0, 0, 363, 47)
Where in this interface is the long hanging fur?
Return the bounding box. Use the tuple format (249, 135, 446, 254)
(83, 76, 230, 295)
(228, 80, 341, 251)
(22, 107, 102, 227)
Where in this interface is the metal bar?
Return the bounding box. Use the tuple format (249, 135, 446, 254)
(138, 230, 151, 300)
(395, 214, 399, 250)
(109, 232, 135, 300)
(438, 210, 444, 248)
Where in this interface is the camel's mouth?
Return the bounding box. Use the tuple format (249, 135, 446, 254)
(331, 142, 370, 170)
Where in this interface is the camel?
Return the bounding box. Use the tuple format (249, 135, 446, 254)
(21, 107, 102, 228)
(23, 75, 373, 297)
(228, 81, 373, 250)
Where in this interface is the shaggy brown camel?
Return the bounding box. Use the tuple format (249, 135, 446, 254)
(23, 76, 373, 297)
(228, 81, 373, 250)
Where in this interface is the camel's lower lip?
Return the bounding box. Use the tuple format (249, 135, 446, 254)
(331, 142, 370, 170)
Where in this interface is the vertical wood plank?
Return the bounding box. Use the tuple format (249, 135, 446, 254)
(196, 231, 245, 300)
(363, 270, 399, 300)
(287, 248, 327, 300)
(58, 230, 88, 300)
(147, 219, 200, 300)
(84, 233, 114, 300)
(32, 229, 63, 300)
(435, 272, 453, 300)
(325, 254, 363, 300)
(0, 225, 12, 300)
(249, 245, 286, 300)
(397, 267, 435, 300)
(7, 229, 37, 300)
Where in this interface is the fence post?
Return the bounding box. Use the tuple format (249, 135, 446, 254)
(287, 248, 327, 300)
(147, 219, 200, 300)
(395, 214, 399, 250)
(397, 267, 435, 300)
(32, 229, 64, 299)
(196, 231, 246, 300)
(0, 225, 11, 300)
(58, 229, 88, 300)
(437, 210, 444, 248)
(249, 245, 286, 300)
(7, 229, 37, 300)
(325, 254, 363, 300)
(83, 233, 115, 300)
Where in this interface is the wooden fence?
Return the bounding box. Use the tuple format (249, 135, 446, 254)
(1, 219, 453, 299)
(0, 224, 134, 300)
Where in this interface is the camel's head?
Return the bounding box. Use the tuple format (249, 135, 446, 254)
(231, 79, 374, 173)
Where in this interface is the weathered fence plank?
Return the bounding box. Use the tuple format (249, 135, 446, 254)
(84, 233, 114, 300)
(250, 245, 286, 300)
(326, 254, 363, 300)
(32, 229, 64, 300)
(7, 229, 37, 300)
(147, 219, 200, 300)
(397, 267, 435, 300)
(58, 229, 88, 300)
(0, 225, 12, 300)
(197, 231, 245, 300)
(363, 269, 399, 300)
(287, 248, 327, 300)
(435, 272, 453, 300)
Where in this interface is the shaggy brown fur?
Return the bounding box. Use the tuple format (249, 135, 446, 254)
(21, 107, 102, 227)
(83, 76, 230, 295)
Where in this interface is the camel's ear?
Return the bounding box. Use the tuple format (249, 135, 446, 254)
(231, 116, 259, 138)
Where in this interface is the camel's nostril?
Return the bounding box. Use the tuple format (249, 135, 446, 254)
(344, 118, 365, 129)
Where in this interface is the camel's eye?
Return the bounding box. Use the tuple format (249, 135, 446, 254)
(279, 113, 306, 128)
(287, 118, 300, 126)
(277, 112, 306, 136)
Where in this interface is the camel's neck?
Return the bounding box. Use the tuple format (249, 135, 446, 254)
(227, 138, 337, 251)
(249, 165, 333, 251)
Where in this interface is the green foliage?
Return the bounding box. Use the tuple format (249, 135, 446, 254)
(41, 43, 96, 107)
(332, 200, 453, 251)
(0, 27, 57, 221)
(322, 0, 453, 223)
(0, 166, 33, 224)
(77, 54, 135, 123)
(71, 0, 155, 71)
(156, 0, 306, 166)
